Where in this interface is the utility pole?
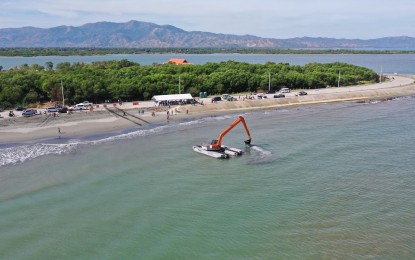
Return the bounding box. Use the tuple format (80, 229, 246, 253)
(337, 71, 341, 88)
(179, 75, 181, 94)
(61, 80, 65, 107)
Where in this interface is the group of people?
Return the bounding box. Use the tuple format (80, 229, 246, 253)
(155, 99, 194, 107)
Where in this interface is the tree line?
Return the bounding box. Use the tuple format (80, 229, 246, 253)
(0, 59, 379, 108)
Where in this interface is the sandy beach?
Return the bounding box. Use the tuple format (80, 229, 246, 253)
(1, 75, 414, 143)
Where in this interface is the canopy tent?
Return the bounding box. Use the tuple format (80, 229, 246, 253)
(152, 93, 193, 102)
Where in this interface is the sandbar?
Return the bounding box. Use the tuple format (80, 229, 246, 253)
(1, 75, 414, 143)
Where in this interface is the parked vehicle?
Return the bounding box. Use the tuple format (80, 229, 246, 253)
(273, 94, 285, 98)
(82, 101, 93, 106)
(280, 88, 290, 93)
(256, 93, 265, 99)
(211, 97, 222, 102)
(59, 107, 68, 113)
(46, 106, 62, 113)
(22, 109, 38, 117)
(15, 106, 26, 111)
(70, 104, 86, 110)
(297, 91, 308, 96)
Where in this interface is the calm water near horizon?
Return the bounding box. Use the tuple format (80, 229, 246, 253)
(1, 53, 415, 74)
(1, 96, 415, 258)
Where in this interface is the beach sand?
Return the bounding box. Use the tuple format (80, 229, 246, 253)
(1, 75, 414, 143)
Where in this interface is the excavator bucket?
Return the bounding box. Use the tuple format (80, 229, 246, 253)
(244, 139, 251, 145)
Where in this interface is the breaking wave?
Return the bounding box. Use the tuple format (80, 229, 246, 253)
(0, 114, 242, 167)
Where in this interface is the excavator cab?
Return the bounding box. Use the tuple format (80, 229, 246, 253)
(208, 139, 222, 151)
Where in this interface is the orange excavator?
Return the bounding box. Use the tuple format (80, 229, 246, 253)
(193, 116, 252, 158)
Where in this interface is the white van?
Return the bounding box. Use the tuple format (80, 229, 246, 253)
(280, 88, 290, 93)
(71, 103, 86, 110)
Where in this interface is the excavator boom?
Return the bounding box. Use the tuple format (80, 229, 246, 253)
(211, 116, 251, 150)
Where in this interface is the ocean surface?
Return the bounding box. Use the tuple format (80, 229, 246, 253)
(1, 53, 415, 74)
(1, 96, 415, 258)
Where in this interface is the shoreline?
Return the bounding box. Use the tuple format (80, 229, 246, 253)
(1, 75, 414, 144)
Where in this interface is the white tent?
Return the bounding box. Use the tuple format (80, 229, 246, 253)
(152, 93, 193, 102)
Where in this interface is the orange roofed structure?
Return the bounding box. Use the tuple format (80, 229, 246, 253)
(164, 58, 192, 65)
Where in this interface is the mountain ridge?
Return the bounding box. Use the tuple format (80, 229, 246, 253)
(0, 20, 414, 49)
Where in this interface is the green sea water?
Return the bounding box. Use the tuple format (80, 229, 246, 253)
(1, 98, 415, 259)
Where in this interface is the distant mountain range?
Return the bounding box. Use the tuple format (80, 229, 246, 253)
(1, 20, 414, 50)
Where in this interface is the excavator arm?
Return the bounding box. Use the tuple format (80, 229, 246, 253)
(211, 116, 251, 150)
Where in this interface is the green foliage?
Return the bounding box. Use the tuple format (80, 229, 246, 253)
(0, 60, 379, 107)
(45, 61, 54, 71)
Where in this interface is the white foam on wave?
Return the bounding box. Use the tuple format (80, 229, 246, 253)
(0, 118, 207, 167)
(177, 119, 204, 127)
(0, 114, 257, 167)
(94, 124, 170, 144)
(203, 114, 234, 122)
(0, 142, 79, 167)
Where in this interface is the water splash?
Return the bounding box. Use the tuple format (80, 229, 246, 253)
(246, 145, 273, 165)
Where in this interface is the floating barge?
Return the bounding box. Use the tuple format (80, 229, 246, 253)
(192, 145, 245, 159)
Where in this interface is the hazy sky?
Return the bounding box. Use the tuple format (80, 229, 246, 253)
(1, 0, 414, 39)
